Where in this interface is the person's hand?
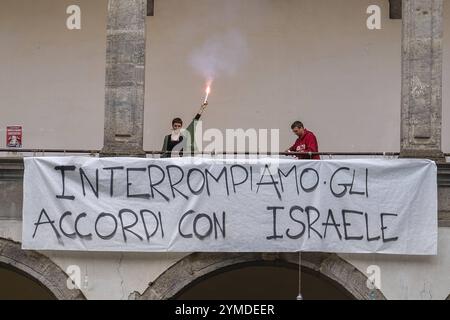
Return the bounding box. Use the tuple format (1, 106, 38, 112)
(199, 102, 208, 114)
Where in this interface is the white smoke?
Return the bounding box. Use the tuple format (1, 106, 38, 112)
(189, 29, 249, 82)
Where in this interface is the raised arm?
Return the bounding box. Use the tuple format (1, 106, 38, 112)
(194, 101, 208, 121)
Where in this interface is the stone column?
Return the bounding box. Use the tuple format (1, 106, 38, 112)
(400, 0, 445, 162)
(101, 0, 146, 157)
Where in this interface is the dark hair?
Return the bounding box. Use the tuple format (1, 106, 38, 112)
(291, 121, 304, 130)
(172, 118, 183, 126)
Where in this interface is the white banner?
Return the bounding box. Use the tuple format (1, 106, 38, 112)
(22, 157, 438, 255)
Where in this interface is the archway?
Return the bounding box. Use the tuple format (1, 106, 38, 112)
(0, 263, 55, 300)
(0, 238, 85, 300)
(137, 253, 386, 300)
(176, 264, 354, 300)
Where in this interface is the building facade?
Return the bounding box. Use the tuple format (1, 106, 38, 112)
(0, 0, 449, 300)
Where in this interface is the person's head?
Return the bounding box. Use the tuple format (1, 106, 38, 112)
(291, 121, 305, 137)
(172, 118, 183, 131)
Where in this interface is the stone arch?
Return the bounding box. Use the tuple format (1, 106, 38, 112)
(137, 252, 386, 300)
(0, 238, 85, 300)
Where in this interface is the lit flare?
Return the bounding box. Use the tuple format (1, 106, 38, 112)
(204, 86, 211, 105)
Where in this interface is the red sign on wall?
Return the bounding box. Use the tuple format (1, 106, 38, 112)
(6, 126, 22, 148)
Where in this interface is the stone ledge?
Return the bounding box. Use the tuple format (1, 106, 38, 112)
(438, 164, 450, 187)
(438, 211, 450, 227)
(400, 150, 446, 163)
(0, 158, 24, 181)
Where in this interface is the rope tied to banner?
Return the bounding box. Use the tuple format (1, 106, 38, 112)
(297, 251, 303, 301)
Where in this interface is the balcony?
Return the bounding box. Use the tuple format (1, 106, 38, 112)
(0, 151, 449, 226)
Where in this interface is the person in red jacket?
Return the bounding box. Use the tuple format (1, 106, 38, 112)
(286, 121, 320, 160)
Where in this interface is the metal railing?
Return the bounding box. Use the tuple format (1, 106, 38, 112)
(0, 148, 449, 158)
(0, 148, 99, 155)
(0, 148, 401, 156)
(1, 148, 449, 187)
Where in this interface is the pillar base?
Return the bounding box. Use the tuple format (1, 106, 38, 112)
(399, 149, 446, 163)
(100, 148, 146, 158)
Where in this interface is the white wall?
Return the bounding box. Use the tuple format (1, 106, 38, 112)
(343, 229, 450, 300)
(0, 0, 449, 152)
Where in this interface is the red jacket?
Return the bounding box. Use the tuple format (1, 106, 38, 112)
(289, 129, 320, 160)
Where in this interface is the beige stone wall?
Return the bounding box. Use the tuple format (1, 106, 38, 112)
(1, 1, 450, 301)
(0, 0, 107, 150)
(443, 0, 450, 153)
(0, 0, 449, 152)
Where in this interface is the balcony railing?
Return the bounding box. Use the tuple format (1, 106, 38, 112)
(0, 148, 405, 156)
(0, 151, 449, 224)
(1, 150, 449, 185)
(0, 148, 449, 157)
